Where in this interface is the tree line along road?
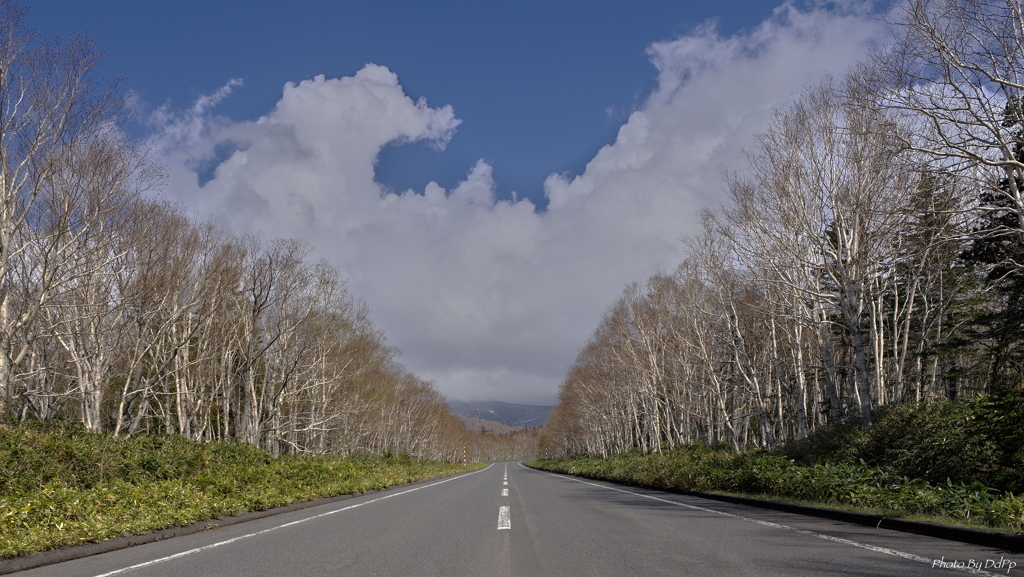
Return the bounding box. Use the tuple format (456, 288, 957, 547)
(11, 463, 1019, 576)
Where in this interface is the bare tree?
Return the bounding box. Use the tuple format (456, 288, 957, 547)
(878, 0, 1024, 240)
(0, 3, 155, 419)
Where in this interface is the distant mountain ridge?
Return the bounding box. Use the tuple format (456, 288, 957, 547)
(457, 416, 524, 435)
(447, 401, 553, 428)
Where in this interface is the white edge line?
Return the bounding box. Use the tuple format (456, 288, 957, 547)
(93, 464, 493, 577)
(524, 465, 1003, 577)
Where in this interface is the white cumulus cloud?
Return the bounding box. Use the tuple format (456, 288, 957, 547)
(149, 3, 883, 405)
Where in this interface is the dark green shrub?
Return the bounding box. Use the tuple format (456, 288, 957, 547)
(529, 392, 1024, 532)
(781, 392, 1024, 492)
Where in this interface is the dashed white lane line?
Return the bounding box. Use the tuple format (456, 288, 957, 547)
(503, 481, 508, 486)
(502, 488, 509, 497)
(92, 465, 494, 577)
(526, 465, 1002, 577)
(497, 506, 511, 530)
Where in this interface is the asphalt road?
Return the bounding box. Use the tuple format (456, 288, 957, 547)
(12, 463, 1021, 576)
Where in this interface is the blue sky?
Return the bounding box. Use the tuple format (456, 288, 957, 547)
(25, 1, 884, 404)
(28, 0, 783, 206)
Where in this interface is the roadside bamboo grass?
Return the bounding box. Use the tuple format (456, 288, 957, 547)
(530, 394, 1024, 534)
(0, 422, 482, 560)
(529, 449, 1024, 533)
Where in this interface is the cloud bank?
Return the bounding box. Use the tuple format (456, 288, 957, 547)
(149, 3, 882, 405)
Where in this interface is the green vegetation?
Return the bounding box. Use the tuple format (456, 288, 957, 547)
(781, 390, 1024, 494)
(529, 393, 1024, 533)
(0, 422, 482, 560)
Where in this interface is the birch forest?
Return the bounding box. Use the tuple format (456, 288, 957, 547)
(543, 0, 1024, 457)
(0, 3, 475, 461)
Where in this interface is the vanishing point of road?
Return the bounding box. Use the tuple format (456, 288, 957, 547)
(12, 463, 1018, 576)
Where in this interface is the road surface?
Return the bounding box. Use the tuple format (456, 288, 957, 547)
(13, 462, 1019, 576)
